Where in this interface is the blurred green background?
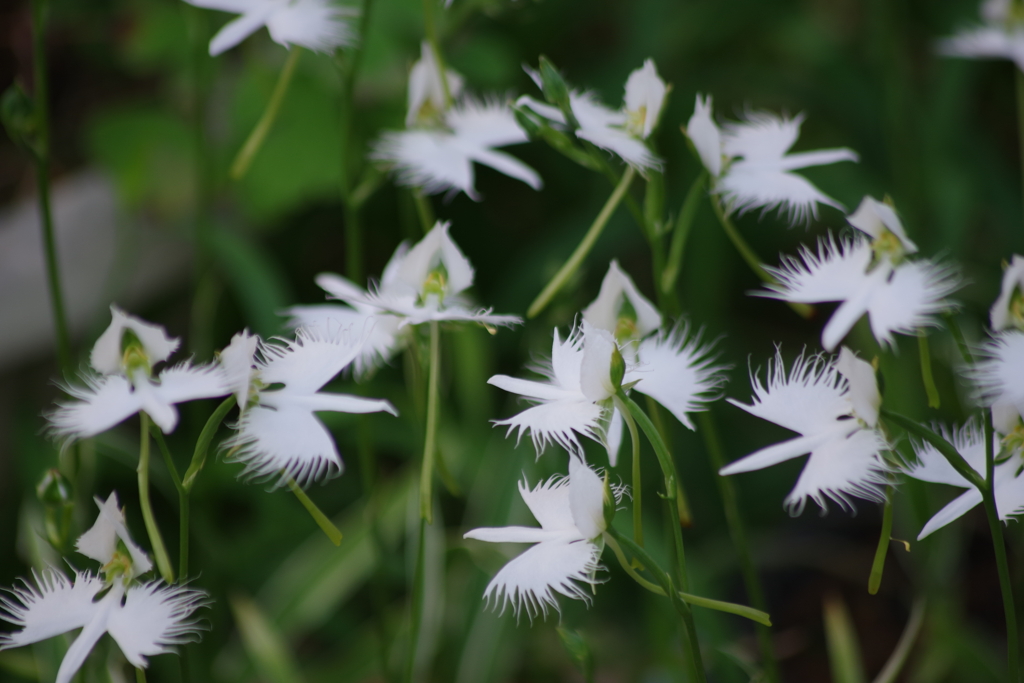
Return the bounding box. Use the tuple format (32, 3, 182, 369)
(1, 0, 1022, 680)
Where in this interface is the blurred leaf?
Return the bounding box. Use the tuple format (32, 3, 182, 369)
(0, 650, 38, 679)
(230, 592, 307, 683)
(205, 227, 292, 338)
(824, 594, 867, 683)
(556, 626, 595, 682)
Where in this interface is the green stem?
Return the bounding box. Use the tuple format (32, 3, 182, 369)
(619, 401, 644, 552)
(405, 516, 428, 683)
(982, 410, 1020, 681)
(709, 195, 813, 320)
(880, 409, 984, 489)
(615, 392, 686, 524)
(646, 396, 691, 526)
(138, 413, 175, 584)
(917, 331, 940, 409)
(420, 321, 441, 522)
(183, 395, 235, 492)
(412, 190, 435, 235)
(30, 0, 71, 374)
(527, 166, 636, 318)
(943, 312, 974, 365)
(698, 411, 780, 683)
(230, 47, 301, 180)
(661, 171, 707, 297)
(149, 424, 191, 582)
(286, 475, 342, 545)
(868, 486, 894, 595)
(136, 667, 147, 683)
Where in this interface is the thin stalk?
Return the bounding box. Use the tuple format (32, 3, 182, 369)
(709, 196, 813, 319)
(646, 396, 691, 526)
(149, 424, 190, 582)
(880, 409, 984, 489)
(412, 190, 435, 235)
(943, 312, 974, 365)
(405, 516, 428, 683)
(868, 487, 894, 595)
(30, 0, 71, 373)
(917, 331, 940, 409)
(420, 321, 441, 522)
(286, 475, 342, 545)
(183, 395, 235, 492)
(136, 667, 147, 683)
(421, 0, 451, 106)
(698, 411, 780, 683)
(138, 413, 175, 584)
(230, 48, 301, 180)
(982, 410, 1019, 681)
(620, 400, 644, 549)
(661, 171, 707, 297)
(615, 392, 686, 525)
(528, 166, 636, 318)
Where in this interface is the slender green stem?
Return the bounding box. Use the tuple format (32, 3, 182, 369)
(868, 487, 894, 595)
(620, 401, 644, 549)
(412, 190, 435, 235)
(982, 410, 1020, 681)
(286, 475, 342, 545)
(138, 413, 175, 584)
(615, 392, 686, 524)
(698, 411, 780, 683)
(230, 47, 301, 180)
(149, 423, 191, 581)
(150, 425, 183, 492)
(709, 195, 813, 319)
(880, 409, 984, 489)
(943, 312, 974, 365)
(661, 171, 707, 297)
(871, 599, 926, 683)
(421, 0, 450, 107)
(405, 516, 428, 683)
(183, 395, 235, 492)
(136, 667, 147, 683)
(528, 166, 636, 318)
(30, 0, 71, 374)
(917, 331, 940, 409)
(646, 396, 691, 526)
(420, 321, 441, 522)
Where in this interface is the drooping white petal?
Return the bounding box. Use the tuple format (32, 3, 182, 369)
(991, 254, 1024, 331)
(917, 487, 984, 539)
(686, 95, 722, 177)
(568, 457, 606, 540)
(258, 328, 361, 395)
(623, 59, 666, 139)
(207, 7, 275, 56)
(938, 25, 1024, 72)
(106, 581, 209, 668)
(846, 196, 918, 253)
(718, 431, 837, 475)
(629, 325, 727, 431)
(582, 260, 662, 340)
(579, 323, 617, 402)
(493, 400, 605, 455)
(153, 362, 231, 409)
(75, 493, 153, 577)
(0, 569, 105, 649)
(55, 586, 122, 683)
(835, 347, 880, 428)
(265, 0, 356, 53)
(784, 427, 890, 514)
(91, 306, 180, 376)
(970, 331, 1024, 419)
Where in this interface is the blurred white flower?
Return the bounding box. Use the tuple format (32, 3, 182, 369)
(903, 420, 1024, 539)
(220, 328, 397, 487)
(373, 43, 540, 200)
(185, 0, 357, 56)
(50, 308, 228, 438)
(684, 95, 858, 224)
(463, 457, 611, 618)
(516, 59, 666, 170)
(0, 492, 207, 683)
(761, 196, 959, 351)
(720, 347, 890, 514)
(969, 331, 1024, 431)
(938, 0, 1024, 71)
(990, 254, 1024, 331)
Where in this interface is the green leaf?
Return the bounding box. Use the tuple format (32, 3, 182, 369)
(824, 594, 867, 683)
(229, 592, 306, 683)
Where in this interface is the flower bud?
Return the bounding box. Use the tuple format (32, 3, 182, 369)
(609, 345, 625, 392)
(538, 56, 577, 128)
(602, 472, 617, 530)
(1, 83, 40, 158)
(36, 469, 74, 552)
(511, 106, 542, 138)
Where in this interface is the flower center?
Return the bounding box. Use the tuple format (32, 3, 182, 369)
(1008, 288, 1024, 331)
(421, 268, 448, 305)
(870, 229, 906, 267)
(626, 105, 647, 137)
(120, 329, 152, 379)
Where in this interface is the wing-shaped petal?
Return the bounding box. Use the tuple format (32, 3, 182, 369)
(0, 570, 105, 648)
(494, 400, 604, 455)
(259, 329, 361, 394)
(719, 164, 845, 224)
(463, 146, 542, 192)
(785, 427, 890, 514)
(518, 474, 575, 531)
(374, 130, 477, 198)
(971, 331, 1024, 415)
(228, 404, 342, 487)
(762, 234, 872, 305)
(903, 420, 986, 487)
(488, 375, 582, 402)
(447, 98, 528, 148)
(576, 127, 659, 170)
(464, 527, 571, 544)
(917, 487, 983, 540)
(107, 582, 208, 668)
(266, 0, 356, 52)
(272, 391, 397, 416)
(718, 431, 835, 476)
(864, 259, 960, 349)
(722, 111, 803, 161)
(49, 375, 143, 439)
(208, 9, 273, 56)
(155, 362, 230, 405)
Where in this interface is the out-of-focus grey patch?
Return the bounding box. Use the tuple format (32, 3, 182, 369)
(0, 169, 191, 371)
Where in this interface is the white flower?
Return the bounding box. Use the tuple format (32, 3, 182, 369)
(517, 60, 666, 171)
(684, 95, 858, 224)
(320, 221, 522, 328)
(969, 331, 1024, 430)
(373, 44, 540, 200)
(185, 0, 357, 56)
(463, 457, 610, 618)
(0, 493, 208, 683)
(938, 0, 1024, 72)
(720, 347, 890, 514)
(990, 254, 1024, 331)
(220, 328, 397, 487)
(50, 309, 228, 438)
(760, 197, 960, 352)
(582, 262, 727, 464)
(903, 420, 1024, 539)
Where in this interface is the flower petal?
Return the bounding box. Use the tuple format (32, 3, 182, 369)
(0, 569, 104, 649)
(106, 581, 209, 668)
(903, 420, 987, 487)
(846, 196, 917, 253)
(518, 473, 575, 531)
(265, 0, 356, 53)
(835, 347, 879, 427)
(582, 260, 662, 339)
(990, 254, 1024, 331)
(259, 328, 361, 395)
(917, 487, 983, 540)
(91, 305, 180, 376)
(686, 94, 722, 177)
(49, 375, 143, 440)
(623, 59, 666, 139)
(227, 404, 343, 487)
(784, 427, 890, 514)
(864, 259, 960, 349)
(568, 457, 605, 540)
(719, 431, 835, 476)
(494, 400, 604, 455)
(463, 526, 568, 544)
(75, 493, 152, 576)
(208, 8, 273, 56)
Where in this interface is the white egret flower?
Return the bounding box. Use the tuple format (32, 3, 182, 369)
(970, 331, 1024, 430)
(220, 328, 397, 487)
(0, 493, 207, 683)
(720, 347, 890, 514)
(373, 43, 540, 200)
(903, 420, 1024, 539)
(516, 59, 666, 171)
(990, 254, 1024, 331)
(761, 196, 960, 351)
(463, 457, 612, 618)
(684, 95, 858, 224)
(938, 0, 1024, 72)
(50, 307, 228, 438)
(184, 0, 357, 56)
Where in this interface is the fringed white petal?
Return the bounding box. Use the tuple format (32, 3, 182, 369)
(518, 473, 575, 531)
(970, 331, 1024, 417)
(630, 325, 727, 430)
(864, 259, 960, 348)
(49, 375, 144, 439)
(106, 581, 209, 668)
(227, 404, 342, 487)
(904, 420, 988, 487)
(0, 569, 105, 648)
(762, 234, 872, 304)
(722, 111, 803, 161)
(448, 97, 529, 148)
(373, 130, 479, 198)
(258, 328, 361, 394)
(784, 427, 891, 515)
(265, 0, 357, 52)
(718, 162, 846, 224)
(494, 401, 604, 456)
(207, 7, 274, 55)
